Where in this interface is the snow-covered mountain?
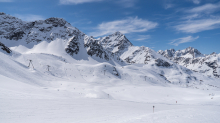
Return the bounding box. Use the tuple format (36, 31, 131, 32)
(84, 35, 125, 65)
(97, 32, 172, 66)
(0, 12, 76, 47)
(98, 31, 133, 56)
(158, 47, 204, 59)
(158, 47, 220, 78)
(0, 12, 124, 65)
(0, 12, 219, 86)
(1, 12, 220, 123)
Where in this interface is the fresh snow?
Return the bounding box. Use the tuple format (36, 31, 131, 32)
(0, 13, 220, 123)
(1, 45, 220, 123)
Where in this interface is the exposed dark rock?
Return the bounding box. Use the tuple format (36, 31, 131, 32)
(205, 61, 218, 69)
(0, 12, 6, 15)
(7, 30, 25, 40)
(98, 31, 133, 56)
(159, 74, 171, 83)
(44, 18, 67, 27)
(112, 67, 119, 76)
(84, 38, 110, 61)
(155, 58, 171, 67)
(0, 42, 11, 54)
(65, 36, 80, 56)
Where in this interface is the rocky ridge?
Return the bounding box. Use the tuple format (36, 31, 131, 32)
(0, 13, 124, 65)
(158, 48, 220, 78)
(0, 12, 219, 85)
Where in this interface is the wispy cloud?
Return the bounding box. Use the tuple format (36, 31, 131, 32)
(59, 0, 103, 5)
(191, 0, 201, 4)
(187, 2, 220, 13)
(89, 17, 158, 37)
(0, 0, 13, 2)
(136, 35, 151, 41)
(164, 4, 175, 9)
(181, 14, 200, 20)
(170, 36, 199, 46)
(174, 1, 220, 33)
(175, 18, 220, 33)
(60, 0, 137, 8)
(14, 14, 45, 22)
(116, 0, 137, 8)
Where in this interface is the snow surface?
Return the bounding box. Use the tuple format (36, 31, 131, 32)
(1, 43, 220, 123)
(0, 13, 220, 123)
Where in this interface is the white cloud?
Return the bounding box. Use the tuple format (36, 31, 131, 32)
(164, 4, 175, 9)
(14, 14, 45, 22)
(60, 0, 137, 7)
(0, 0, 13, 2)
(136, 35, 151, 41)
(59, 0, 103, 5)
(192, 0, 201, 4)
(170, 36, 199, 46)
(181, 14, 200, 20)
(89, 17, 158, 37)
(116, 0, 137, 8)
(175, 18, 220, 33)
(187, 2, 220, 13)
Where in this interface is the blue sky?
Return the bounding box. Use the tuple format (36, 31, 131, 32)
(0, 0, 220, 54)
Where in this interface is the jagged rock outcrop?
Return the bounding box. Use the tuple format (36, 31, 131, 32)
(84, 36, 110, 61)
(65, 36, 80, 56)
(98, 31, 133, 56)
(158, 47, 203, 60)
(84, 35, 125, 64)
(0, 42, 11, 54)
(155, 58, 171, 67)
(158, 47, 220, 78)
(0, 13, 82, 46)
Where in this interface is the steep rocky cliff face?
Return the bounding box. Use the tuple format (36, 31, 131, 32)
(98, 31, 133, 56)
(84, 35, 125, 64)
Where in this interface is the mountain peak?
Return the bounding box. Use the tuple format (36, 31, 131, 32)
(185, 46, 195, 50)
(0, 12, 6, 15)
(184, 47, 202, 55)
(113, 31, 123, 35)
(110, 31, 125, 37)
(97, 31, 133, 55)
(44, 17, 69, 27)
(0, 13, 80, 47)
(169, 48, 176, 52)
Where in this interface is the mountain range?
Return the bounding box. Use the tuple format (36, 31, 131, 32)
(0, 12, 219, 87)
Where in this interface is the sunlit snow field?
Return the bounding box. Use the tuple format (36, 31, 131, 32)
(1, 74, 220, 123)
(0, 41, 220, 123)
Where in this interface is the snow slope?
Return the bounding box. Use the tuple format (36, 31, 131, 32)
(1, 42, 220, 123)
(1, 64, 220, 123)
(0, 13, 220, 123)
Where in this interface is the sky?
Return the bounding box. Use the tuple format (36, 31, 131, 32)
(0, 0, 220, 54)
